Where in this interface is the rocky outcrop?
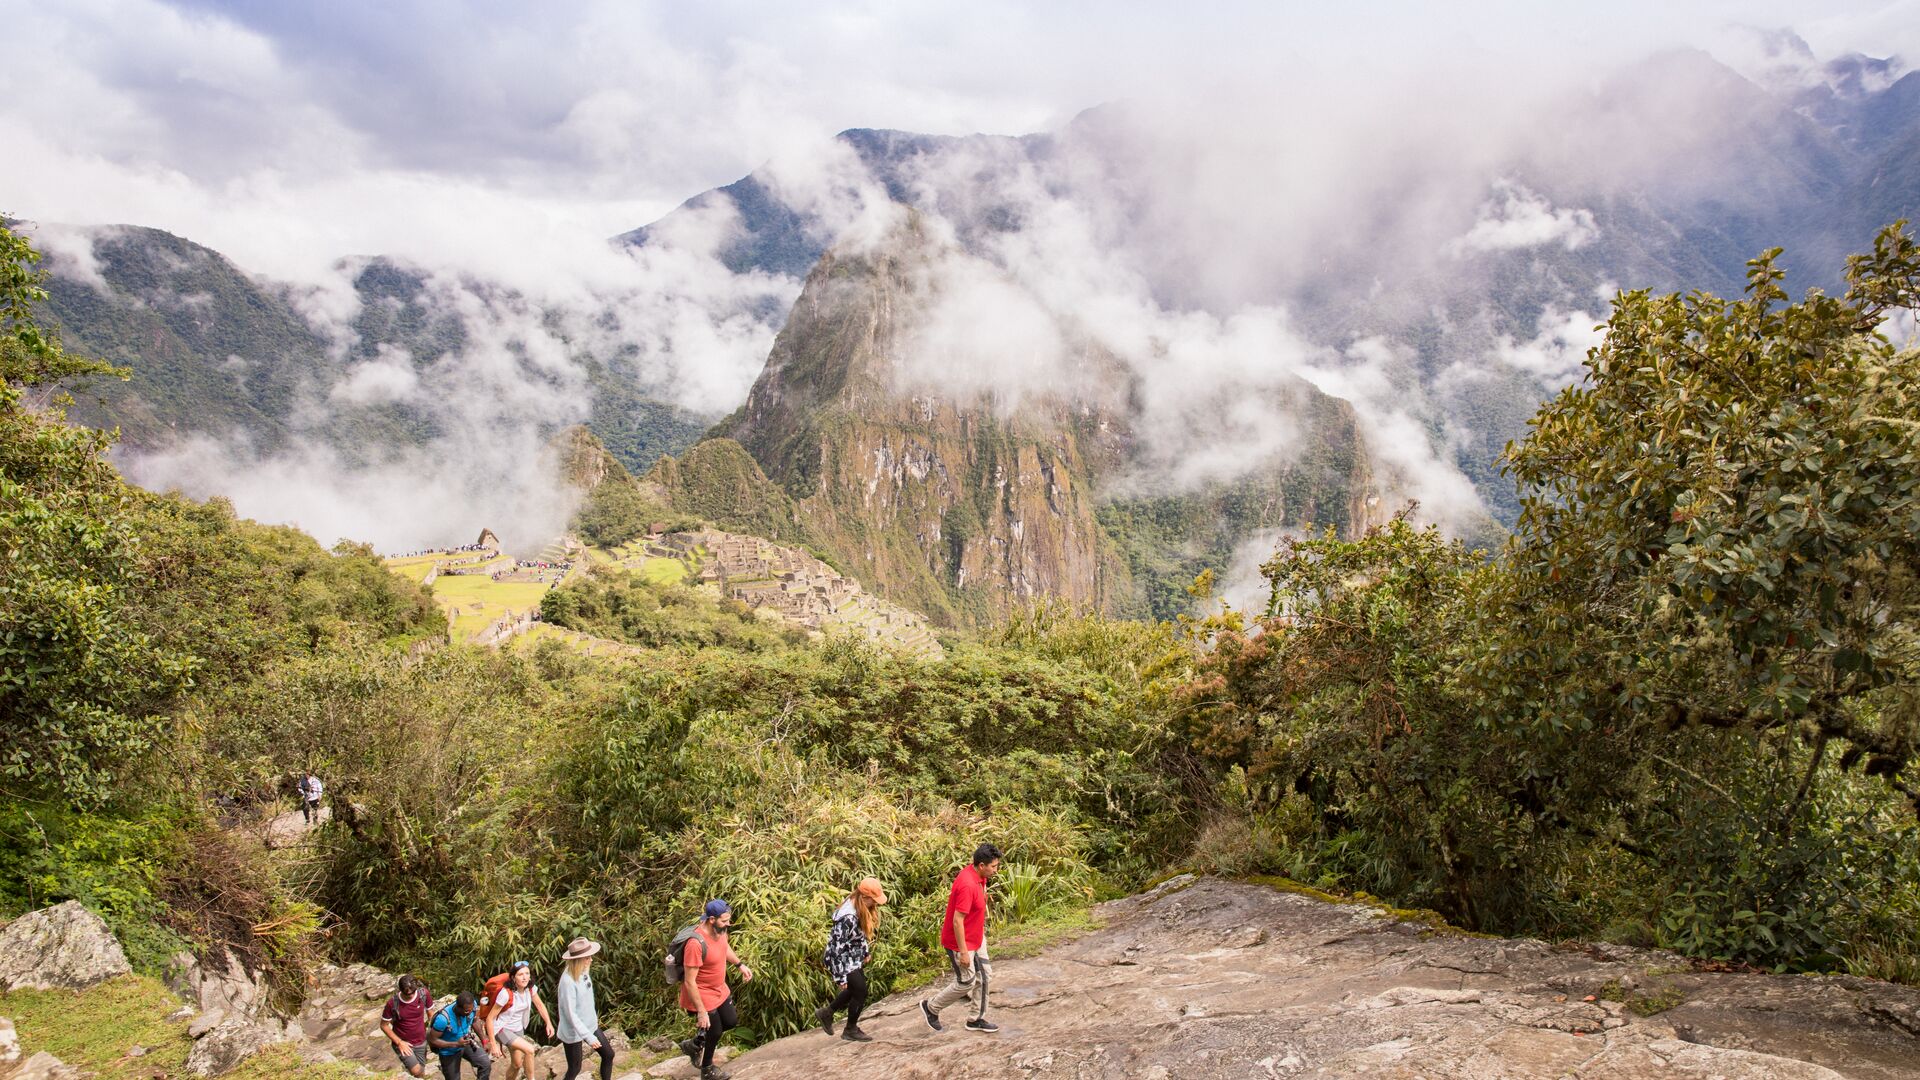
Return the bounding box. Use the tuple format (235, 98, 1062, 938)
(8, 1051, 82, 1080)
(726, 876, 1920, 1079)
(0, 902, 130, 992)
(702, 217, 1380, 624)
(183, 1015, 289, 1077)
(169, 948, 270, 1029)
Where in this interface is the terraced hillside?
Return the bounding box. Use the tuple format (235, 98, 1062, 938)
(382, 524, 944, 660)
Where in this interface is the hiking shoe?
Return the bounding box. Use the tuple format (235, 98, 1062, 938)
(965, 1017, 1000, 1034)
(701, 1068, 732, 1080)
(678, 1037, 701, 1066)
(815, 1004, 836, 1036)
(841, 1025, 874, 1042)
(920, 999, 943, 1032)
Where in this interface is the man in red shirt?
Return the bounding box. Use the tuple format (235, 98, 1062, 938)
(677, 899, 754, 1080)
(921, 843, 1003, 1034)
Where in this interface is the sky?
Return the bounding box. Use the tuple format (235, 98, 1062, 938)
(2, 0, 1914, 553)
(3, 0, 1917, 284)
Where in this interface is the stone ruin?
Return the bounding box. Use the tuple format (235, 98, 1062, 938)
(688, 529, 943, 659)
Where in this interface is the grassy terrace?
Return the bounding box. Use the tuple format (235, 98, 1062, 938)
(1, 976, 367, 1079)
(434, 575, 550, 639)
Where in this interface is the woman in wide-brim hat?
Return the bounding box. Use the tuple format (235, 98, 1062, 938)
(555, 937, 613, 1080)
(815, 877, 888, 1042)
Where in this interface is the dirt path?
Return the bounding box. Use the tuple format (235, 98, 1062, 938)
(710, 876, 1920, 1080)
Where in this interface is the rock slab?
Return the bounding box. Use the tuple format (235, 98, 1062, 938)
(724, 877, 1920, 1080)
(0, 901, 130, 992)
(184, 1014, 290, 1077)
(9, 1051, 82, 1080)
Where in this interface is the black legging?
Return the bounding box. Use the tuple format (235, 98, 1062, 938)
(561, 1028, 613, 1080)
(688, 995, 738, 1068)
(827, 968, 869, 1030)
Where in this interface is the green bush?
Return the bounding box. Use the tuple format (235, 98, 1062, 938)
(0, 806, 190, 974)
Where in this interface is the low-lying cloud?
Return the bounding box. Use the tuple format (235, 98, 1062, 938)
(1447, 180, 1599, 255)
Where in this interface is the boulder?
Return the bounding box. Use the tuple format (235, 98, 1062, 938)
(184, 1014, 289, 1077)
(0, 901, 130, 991)
(169, 949, 268, 1022)
(0, 1015, 18, 1063)
(10, 1051, 82, 1080)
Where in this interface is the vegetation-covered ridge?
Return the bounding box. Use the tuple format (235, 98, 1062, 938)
(4, 219, 1920, 1073)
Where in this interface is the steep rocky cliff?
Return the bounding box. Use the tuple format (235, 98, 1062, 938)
(680, 217, 1379, 624)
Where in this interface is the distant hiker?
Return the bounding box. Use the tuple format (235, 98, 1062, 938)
(555, 938, 614, 1080)
(299, 771, 324, 824)
(381, 974, 434, 1077)
(479, 960, 552, 1080)
(921, 843, 1003, 1034)
(677, 900, 754, 1080)
(428, 990, 494, 1079)
(815, 877, 886, 1042)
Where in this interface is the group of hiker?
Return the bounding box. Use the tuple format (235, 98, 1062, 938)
(376, 843, 1005, 1080)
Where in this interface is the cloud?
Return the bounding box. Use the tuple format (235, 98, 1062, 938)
(1447, 180, 1598, 256)
(1494, 305, 1608, 378)
(329, 346, 420, 406)
(125, 432, 582, 556)
(21, 222, 112, 292)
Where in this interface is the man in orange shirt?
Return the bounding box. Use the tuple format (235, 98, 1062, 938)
(921, 843, 1003, 1034)
(677, 900, 754, 1080)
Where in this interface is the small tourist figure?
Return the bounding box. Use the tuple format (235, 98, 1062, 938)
(816, 877, 886, 1042)
(921, 843, 1002, 1034)
(299, 770, 324, 824)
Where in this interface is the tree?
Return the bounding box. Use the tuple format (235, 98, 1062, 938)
(0, 224, 191, 804)
(0, 219, 123, 389)
(0, 377, 195, 804)
(1489, 221, 1920, 809)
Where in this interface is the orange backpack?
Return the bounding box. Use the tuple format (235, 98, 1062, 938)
(478, 970, 515, 1014)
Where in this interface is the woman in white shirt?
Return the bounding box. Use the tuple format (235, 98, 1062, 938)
(480, 960, 553, 1080)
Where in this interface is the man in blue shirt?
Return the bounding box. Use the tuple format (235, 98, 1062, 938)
(428, 991, 493, 1079)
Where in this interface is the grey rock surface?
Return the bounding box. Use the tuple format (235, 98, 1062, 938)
(725, 877, 1920, 1080)
(0, 901, 130, 992)
(170, 948, 269, 1023)
(9, 1050, 83, 1079)
(184, 1014, 289, 1077)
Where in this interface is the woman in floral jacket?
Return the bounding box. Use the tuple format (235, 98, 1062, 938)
(814, 877, 887, 1042)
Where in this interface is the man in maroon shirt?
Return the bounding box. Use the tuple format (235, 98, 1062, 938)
(921, 843, 1003, 1034)
(380, 973, 433, 1076)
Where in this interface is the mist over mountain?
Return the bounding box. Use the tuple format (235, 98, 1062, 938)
(626, 36, 1920, 535)
(18, 29, 1918, 572)
(22, 216, 780, 551)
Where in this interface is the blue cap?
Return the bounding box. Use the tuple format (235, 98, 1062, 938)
(704, 899, 731, 919)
